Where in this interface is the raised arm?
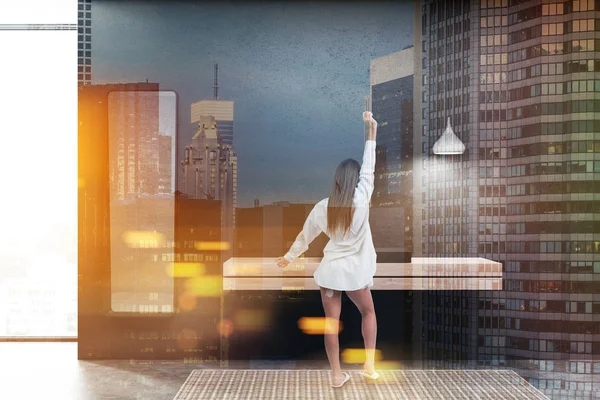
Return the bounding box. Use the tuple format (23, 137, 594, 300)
(355, 112, 377, 206)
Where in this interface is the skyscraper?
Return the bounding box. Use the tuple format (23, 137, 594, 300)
(418, 0, 600, 398)
(158, 133, 173, 195)
(190, 100, 235, 147)
(181, 115, 236, 261)
(106, 85, 161, 200)
(189, 98, 238, 228)
(77, 0, 92, 85)
(369, 47, 415, 253)
(417, 0, 479, 376)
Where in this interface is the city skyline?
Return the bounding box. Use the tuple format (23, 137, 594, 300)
(79, 1, 599, 398)
(90, 0, 413, 207)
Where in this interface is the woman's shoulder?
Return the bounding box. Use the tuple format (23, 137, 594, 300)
(315, 198, 328, 212)
(309, 199, 328, 220)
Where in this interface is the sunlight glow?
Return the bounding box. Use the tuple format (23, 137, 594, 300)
(0, 30, 77, 336)
(297, 317, 344, 335)
(194, 241, 231, 251)
(375, 361, 403, 370)
(178, 292, 198, 311)
(216, 319, 234, 337)
(122, 231, 166, 249)
(184, 275, 222, 297)
(166, 262, 206, 278)
(341, 348, 383, 364)
(0, 0, 76, 24)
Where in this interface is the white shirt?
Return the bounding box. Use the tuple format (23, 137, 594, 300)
(283, 140, 377, 291)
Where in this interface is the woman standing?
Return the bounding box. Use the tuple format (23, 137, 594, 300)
(276, 111, 379, 388)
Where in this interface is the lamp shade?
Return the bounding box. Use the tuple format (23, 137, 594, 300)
(433, 117, 465, 155)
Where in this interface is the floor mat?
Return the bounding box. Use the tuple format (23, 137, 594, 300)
(173, 369, 548, 399)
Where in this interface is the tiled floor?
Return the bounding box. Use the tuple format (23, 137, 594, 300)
(0, 343, 550, 400)
(174, 369, 548, 400)
(0, 342, 192, 400)
(0, 342, 335, 400)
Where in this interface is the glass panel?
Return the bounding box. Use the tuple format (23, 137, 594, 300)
(108, 91, 177, 313)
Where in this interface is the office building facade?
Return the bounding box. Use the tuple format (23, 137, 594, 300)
(77, 0, 92, 85)
(106, 84, 162, 200)
(181, 115, 236, 261)
(189, 99, 238, 238)
(370, 48, 415, 254)
(418, 0, 600, 397)
(190, 100, 235, 148)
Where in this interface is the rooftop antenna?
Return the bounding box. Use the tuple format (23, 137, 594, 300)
(213, 63, 219, 100)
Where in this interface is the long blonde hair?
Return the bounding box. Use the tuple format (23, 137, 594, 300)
(326, 158, 360, 238)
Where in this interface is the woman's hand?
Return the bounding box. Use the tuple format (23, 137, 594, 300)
(276, 257, 290, 269)
(363, 111, 377, 128)
(363, 112, 377, 141)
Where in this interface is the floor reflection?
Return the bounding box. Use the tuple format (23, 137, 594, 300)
(0, 343, 556, 400)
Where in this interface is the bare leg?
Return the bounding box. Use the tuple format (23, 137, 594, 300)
(319, 287, 344, 385)
(346, 286, 377, 373)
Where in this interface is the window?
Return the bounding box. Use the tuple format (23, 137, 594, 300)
(573, 0, 595, 11)
(1, 29, 78, 336)
(567, 19, 596, 33)
(542, 3, 564, 15)
(542, 23, 564, 36)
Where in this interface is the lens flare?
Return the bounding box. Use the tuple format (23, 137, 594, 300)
(297, 317, 344, 335)
(185, 275, 222, 297)
(178, 292, 197, 311)
(341, 348, 383, 364)
(166, 262, 205, 278)
(231, 264, 262, 275)
(176, 328, 199, 350)
(194, 241, 230, 251)
(375, 361, 403, 370)
(217, 319, 234, 337)
(121, 231, 165, 248)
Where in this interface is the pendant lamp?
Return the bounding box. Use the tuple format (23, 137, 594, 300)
(433, 117, 465, 155)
